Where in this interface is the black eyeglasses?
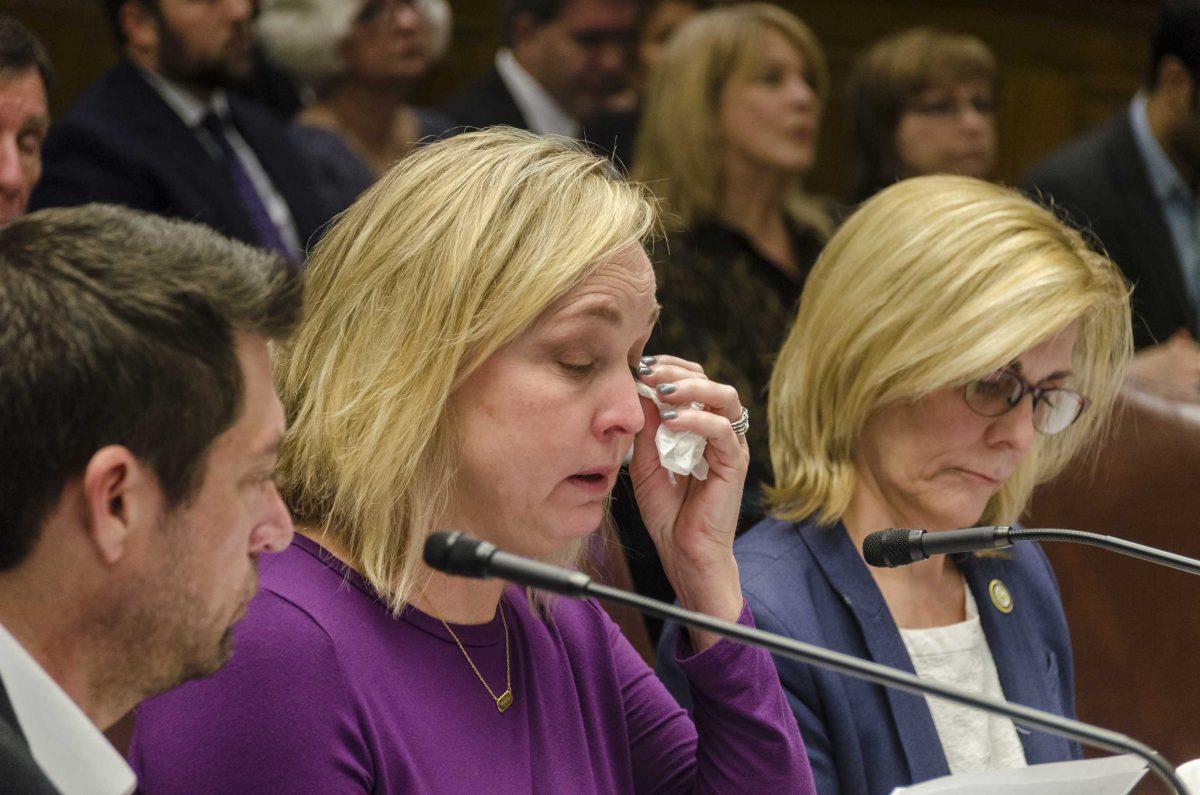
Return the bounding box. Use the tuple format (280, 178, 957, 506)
(963, 369, 1088, 435)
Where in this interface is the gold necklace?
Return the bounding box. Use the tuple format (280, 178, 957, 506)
(437, 601, 513, 713)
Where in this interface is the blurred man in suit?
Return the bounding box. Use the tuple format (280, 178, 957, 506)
(0, 16, 51, 225)
(0, 205, 298, 792)
(30, 0, 329, 261)
(441, 0, 638, 164)
(1025, 0, 1200, 349)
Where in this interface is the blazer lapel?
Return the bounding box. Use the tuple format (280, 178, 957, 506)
(114, 62, 259, 243)
(0, 672, 25, 745)
(962, 554, 1074, 764)
(802, 525, 951, 783)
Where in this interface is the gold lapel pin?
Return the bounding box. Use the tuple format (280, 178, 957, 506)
(989, 579, 1014, 614)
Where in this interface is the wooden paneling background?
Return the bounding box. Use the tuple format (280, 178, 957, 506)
(4, 0, 1160, 196)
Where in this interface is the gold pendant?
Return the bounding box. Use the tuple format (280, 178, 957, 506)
(495, 689, 513, 713)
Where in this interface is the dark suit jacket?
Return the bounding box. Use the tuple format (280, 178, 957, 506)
(1023, 109, 1193, 348)
(658, 517, 1080, 795)
(439, 66, 639, 169)
(31, 60, 331, 255)
(0, 676, 60, 793)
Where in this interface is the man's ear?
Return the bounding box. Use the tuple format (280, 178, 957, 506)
(81, 446, 158, 566)
(120, 0, 161, 60)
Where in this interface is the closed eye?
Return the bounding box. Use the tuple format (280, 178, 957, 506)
(560, 361, 594, 376)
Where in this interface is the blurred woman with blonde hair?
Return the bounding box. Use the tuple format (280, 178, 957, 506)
(128, 128, 815, 792)
(631, 2, 832, 524)
(659, 175, 1131, 794)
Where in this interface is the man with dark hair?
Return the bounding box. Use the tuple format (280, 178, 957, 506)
(1024, 0, 1200, 349)
(440, 0, 638, 164)
(0, 15, 51, 225)
(29, 0, 330, 261)
(0, 203, 298, 791)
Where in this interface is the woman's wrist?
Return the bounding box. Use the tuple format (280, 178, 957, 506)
(667, 554, 744, 651)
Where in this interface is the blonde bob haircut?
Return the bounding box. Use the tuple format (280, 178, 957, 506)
(275, 128, 658, 613)
(631, 3, 832, 237)
(767, 175, 1132, 527)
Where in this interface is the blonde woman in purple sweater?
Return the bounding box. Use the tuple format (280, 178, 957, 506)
(127, 128, 814, 793)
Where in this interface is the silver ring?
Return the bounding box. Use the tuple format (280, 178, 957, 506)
(730, 407, 750, 436)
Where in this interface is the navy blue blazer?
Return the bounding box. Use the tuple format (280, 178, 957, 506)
(657, 517, 1080, 795)
(31, 60, 332, 254)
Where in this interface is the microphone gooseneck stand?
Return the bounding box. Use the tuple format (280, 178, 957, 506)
(863, 525, 1200, 576)
(424, 530, 1186, 793)
(1006, 527, 1200, 577)
(581, 579, 1185, 794)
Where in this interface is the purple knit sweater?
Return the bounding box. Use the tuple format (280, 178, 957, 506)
(129, 535, 814, 793)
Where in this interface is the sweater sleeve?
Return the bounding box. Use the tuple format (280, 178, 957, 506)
(128, 591, 372, 794)
(656, 610, 840, 795)
(616, 601, 815, 794)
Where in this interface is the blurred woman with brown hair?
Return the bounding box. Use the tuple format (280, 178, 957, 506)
(847, 26, 998, 203)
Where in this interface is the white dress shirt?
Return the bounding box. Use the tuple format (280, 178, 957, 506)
(494, 49, 581, 138)
(0, 621, 136, 795)
(139, 68, 303, 256)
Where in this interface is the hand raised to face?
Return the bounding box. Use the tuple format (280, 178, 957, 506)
(629, 354, 749, 647)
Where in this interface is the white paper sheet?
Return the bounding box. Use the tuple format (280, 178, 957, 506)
(889, 754, 1147, 795)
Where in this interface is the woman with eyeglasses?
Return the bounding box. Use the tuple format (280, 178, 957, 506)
(846, 27, 998, 204)
(657, 175, 1133, 795)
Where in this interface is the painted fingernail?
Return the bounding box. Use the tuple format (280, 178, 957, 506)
(656, 383, 677, 395)
(637, 365, 653, 376)
(640, 355, 657, 365)
(660, 409, 678, 420)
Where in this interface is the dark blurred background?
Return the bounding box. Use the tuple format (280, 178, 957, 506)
(3, 0, 1160, 198)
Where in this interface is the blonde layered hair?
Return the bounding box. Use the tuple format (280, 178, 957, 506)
(275, 128, 657, 612)
(631, 3, 832, 237)
(767, 175, 1132, 526)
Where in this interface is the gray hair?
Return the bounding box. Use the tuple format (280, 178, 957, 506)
(256, 0, 451, 87)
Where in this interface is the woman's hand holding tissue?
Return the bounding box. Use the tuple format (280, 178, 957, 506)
(628, 354, 748, 651)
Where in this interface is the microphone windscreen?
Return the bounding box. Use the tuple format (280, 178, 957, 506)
(862, 531, 889, 567)
(423, 530, 461, 571)
(862, 528, 920, 568)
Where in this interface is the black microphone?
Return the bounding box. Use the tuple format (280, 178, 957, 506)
(423, 530, 1184, 793)
(863, 526, 1013, 567)
(862, 525, 1200, 576)
(423, 530, 592, 596)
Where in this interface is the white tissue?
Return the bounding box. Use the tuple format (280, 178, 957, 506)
(636, 382, 709, 483)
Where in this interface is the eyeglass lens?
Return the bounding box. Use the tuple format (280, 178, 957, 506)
(965, 371, 1084, 435)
